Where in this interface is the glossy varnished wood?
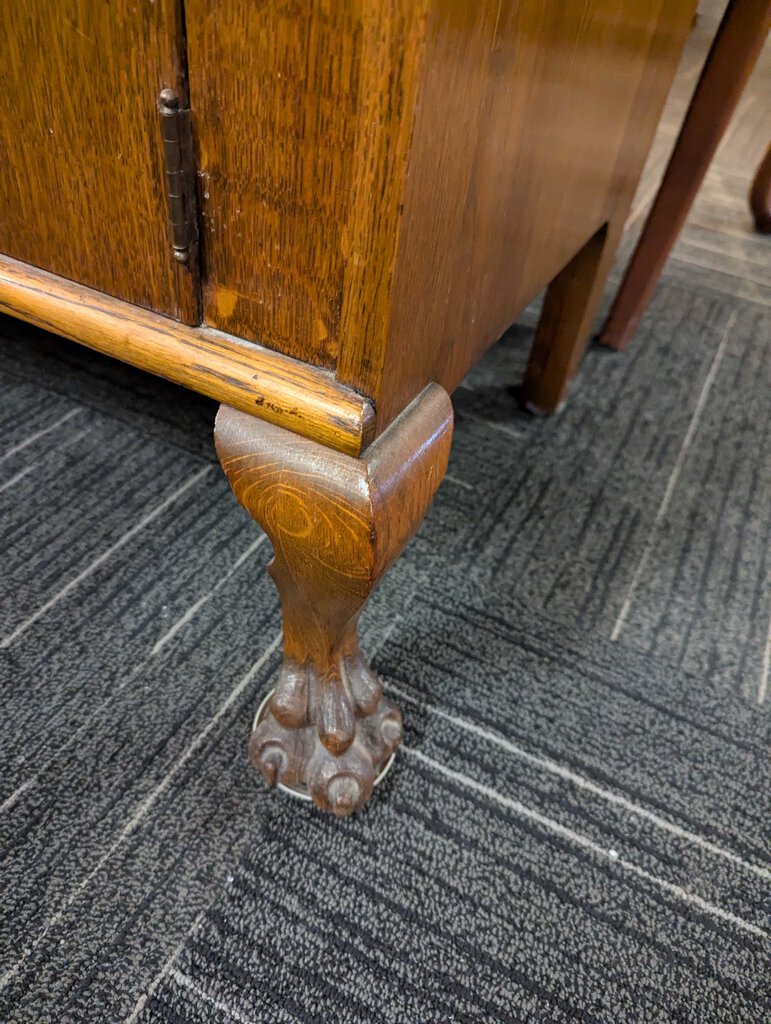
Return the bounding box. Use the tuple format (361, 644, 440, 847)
(367, 0, 698, 426)
(184, 0, 427, 367)
(0, 0, 698, 431)
(599, 0, 771, 351)
(0, 256, 374, 457)
(0, 1, 199, 323)
(523, 226, 617, 415)
(184, 0, 696, 428)
(750, 144, 771, 234)
(215, 384, 453, 815)
(598, 0, 770, 307)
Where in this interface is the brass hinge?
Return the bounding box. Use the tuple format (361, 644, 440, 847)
(158, 88, 198, 266)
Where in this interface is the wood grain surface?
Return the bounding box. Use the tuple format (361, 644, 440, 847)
(0, 0, 699, 436)
(0, 255, 374, 457)
(519, 0, 705, 413)
(522, 225, 616, 415)
(0, 1, 198, 322)
(349, 0, 698, 428)
(185, 0, 428, 367)
(183, 0, 696, 433)
(215, 383, 453, 815)
(599, 0, 771, 350)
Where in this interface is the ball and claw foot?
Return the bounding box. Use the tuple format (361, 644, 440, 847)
(250, 654, 402, 816)
(215, 384, 453, 817)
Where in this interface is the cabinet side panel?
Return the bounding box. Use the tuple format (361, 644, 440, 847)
(186, 0, 427, 375)
(0, 1, 193, 320)
(343, 0, 696, 429)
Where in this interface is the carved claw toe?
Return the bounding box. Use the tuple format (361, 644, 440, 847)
(357, 699, 402, 767)
(379, 704, 403, 750)
(307, 744, 374, 816)
(317, 675, 356, 755)
(270, 660, 308, 727)
(345, 652, 383, 715)
(327, 775, 363, 817)
(250, 719, 303, 789)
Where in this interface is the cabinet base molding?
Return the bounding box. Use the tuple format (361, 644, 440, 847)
(0, 255, 374, 457)
(215, 383, 453, 816)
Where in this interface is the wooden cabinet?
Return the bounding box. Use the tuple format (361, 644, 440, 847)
(0, 1, 198, 322)
(0, 0, 697, 814)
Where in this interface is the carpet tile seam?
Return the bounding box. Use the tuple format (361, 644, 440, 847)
(418, 598, 770, 740)
(382, 659, 765, 868)
(408, 751, 768, 943)
(385, 682, 770, 881)
(385, 780, 768, 1012)
(1, 466, 214, 649)
(0, 635, 283, 992)
(217, 853, 592, 1024)
(247, 812, 745, 1012)
(238, 808, 762, 1015)
(610, 311, 736, 642)
(385, 626, 765, 764)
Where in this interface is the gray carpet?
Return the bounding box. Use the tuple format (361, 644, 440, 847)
(0, 265, 769, 1022)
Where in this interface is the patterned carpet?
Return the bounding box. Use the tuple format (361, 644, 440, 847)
(5, 2, 771, 1016)
(1, 242, 769, 1022)
(6, 0, 769, 1011)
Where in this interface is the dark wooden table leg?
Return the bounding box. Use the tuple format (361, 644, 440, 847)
(599, 0, 771, 351)
(750, 144, 771, 233)
(522, 222, 620, 415)
(215, 384, 453, 816)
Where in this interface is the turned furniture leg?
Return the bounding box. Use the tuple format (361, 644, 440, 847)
(750, 144, 771, 234)
(598, 0, 771, 351)
(215, 383, 453, 816)
(522, 223, 619, 415)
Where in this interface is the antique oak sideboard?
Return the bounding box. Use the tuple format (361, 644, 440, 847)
(0, 1, 697, 815)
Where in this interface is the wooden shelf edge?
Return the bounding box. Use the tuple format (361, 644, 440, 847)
(0, 255, 376, 457)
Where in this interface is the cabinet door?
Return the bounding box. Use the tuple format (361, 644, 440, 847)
(182, 0, 367, 368)
(0, 1, 198, 323)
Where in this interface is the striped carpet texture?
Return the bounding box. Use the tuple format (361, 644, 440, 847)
(5, 7, 770, 1017)
(1, 257, 769, 1021)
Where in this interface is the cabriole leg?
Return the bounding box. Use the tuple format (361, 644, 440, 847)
(215, 384, 453, 816)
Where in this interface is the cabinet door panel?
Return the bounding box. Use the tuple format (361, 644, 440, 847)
(183, 0, 425, 371)
(183, 0, 360, 368)
(0, 1, 196, 321)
